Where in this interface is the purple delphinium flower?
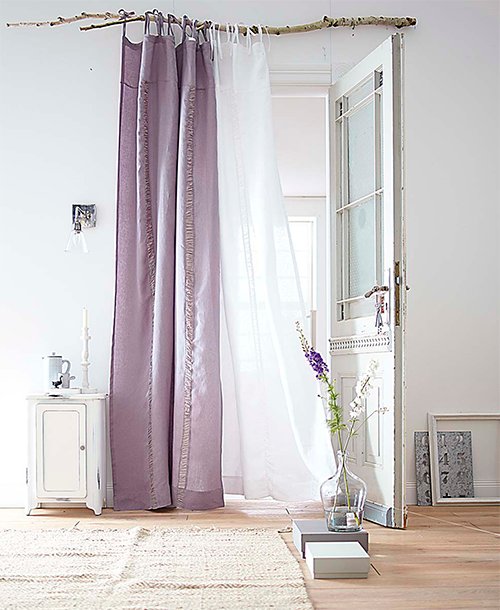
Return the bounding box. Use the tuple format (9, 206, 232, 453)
(305, 348, 329, 379)
(295, 321, 329, 379)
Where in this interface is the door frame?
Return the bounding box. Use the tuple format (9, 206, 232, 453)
(285, 196, 328, 359)
(271, 34, 407, 528)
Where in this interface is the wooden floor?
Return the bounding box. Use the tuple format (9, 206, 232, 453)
(1, 501, 499, 609)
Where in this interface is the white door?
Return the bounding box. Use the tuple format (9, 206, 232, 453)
(36, 403, 87, 498)
(328, 34, 407, 528)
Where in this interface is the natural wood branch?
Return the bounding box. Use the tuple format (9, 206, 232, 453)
(81, 15, 145, 31)
(5, 12, 130, 28)
(6, 13, 417, 34)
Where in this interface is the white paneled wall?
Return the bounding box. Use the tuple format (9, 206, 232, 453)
(0, 0, 498, 506)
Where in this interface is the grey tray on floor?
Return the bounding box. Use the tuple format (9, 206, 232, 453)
(292, 519, 369, 558)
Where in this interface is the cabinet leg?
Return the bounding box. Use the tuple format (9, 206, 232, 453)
(86, 499, 103, 516)
(25, 484, 39, 515)
(25, 499, 38, 516)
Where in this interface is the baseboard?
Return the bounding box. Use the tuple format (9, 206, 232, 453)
(406, 481, 500, 505)
(106, 484, 114, 508)
(364, 501, 394, 527)
(406, 482, 417, 505)
(3, 482, 499, 509)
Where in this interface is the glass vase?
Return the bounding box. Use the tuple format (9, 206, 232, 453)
(320, 450, 367, 532)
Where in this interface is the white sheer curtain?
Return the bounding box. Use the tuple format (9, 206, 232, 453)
(213, 27, 335, 501)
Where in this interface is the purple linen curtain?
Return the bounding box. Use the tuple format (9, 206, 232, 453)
(110, 17, 223, 511)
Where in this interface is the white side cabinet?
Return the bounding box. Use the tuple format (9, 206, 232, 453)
(26, 393, 107, 516)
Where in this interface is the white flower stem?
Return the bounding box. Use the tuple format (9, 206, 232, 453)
(351, 409, 382, 437)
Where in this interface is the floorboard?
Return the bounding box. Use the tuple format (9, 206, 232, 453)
(1, 502, 499, 609)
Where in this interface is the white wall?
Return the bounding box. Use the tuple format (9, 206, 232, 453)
(272, 97, 326, 197)
(0, 0, 498, 507)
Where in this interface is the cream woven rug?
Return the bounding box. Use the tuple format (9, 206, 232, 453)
(0, 527, 313, 609)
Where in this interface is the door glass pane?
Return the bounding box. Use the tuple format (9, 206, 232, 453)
(348, 198, 375, 298)
(348, 101, 375, 202)
(347, 78, 373, 109)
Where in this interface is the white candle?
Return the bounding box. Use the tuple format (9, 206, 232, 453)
(83, 308, 88, 327)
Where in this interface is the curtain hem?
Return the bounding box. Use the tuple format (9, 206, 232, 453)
(223, 475, 320, 502)
(172, 487, 225, 511)
(113, 487, 224, 511)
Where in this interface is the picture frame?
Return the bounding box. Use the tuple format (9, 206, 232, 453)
(427, 413, 500, 505)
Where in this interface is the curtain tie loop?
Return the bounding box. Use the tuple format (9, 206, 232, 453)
(182, 15, 195, 42)
(263, 25, 271, 51)
(246, 24, 258, 53)
(118, 8, 133, 39)
(200, 21, 210, 44)
(167, 13, 174, 37)
(144, 10, 154, 36)
(153, 10, 164, 36)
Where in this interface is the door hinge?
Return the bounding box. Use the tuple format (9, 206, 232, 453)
(395, 261, 401, 326)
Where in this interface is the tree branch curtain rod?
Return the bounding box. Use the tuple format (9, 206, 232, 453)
(6, 11, 417, 34)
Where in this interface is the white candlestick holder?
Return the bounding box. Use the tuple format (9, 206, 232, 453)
(81, 322, 98, 394)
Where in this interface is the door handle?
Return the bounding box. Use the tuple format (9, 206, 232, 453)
(364, 285, 389, 298)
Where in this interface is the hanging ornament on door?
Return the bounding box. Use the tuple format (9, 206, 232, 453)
(365, 284, 389, 334)
(374, 292, 385, 334)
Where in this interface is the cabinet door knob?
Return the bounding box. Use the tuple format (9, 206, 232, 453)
(80, 445, 85, 451)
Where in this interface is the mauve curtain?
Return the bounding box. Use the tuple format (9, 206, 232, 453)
(110, 18, 223, 511)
